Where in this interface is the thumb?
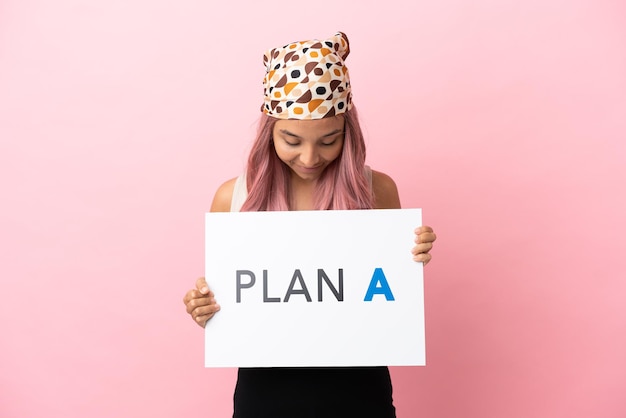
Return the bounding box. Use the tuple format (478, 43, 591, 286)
(196, 277, 210, 295)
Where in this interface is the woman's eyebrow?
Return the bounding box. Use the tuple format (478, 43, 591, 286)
(321, 129, 344, 138)
(279, 129, 301, 138)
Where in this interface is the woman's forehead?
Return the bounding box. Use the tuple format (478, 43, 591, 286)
(275, 115, 345, 132)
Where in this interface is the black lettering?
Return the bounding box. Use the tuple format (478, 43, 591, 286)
(317, 268, 344, 301)
(236, 270, 255, 303)
(263, 270, 281, 302)
(284, 269, 312, 302)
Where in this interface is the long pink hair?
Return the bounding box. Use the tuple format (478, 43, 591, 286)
(241, 106, 373, 211)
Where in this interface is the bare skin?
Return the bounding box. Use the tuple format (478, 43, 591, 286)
(183, 117, 437, 327)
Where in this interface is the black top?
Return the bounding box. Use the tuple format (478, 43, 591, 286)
(233, 366, 396, 418)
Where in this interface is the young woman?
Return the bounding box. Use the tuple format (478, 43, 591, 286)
(183, 32, 436, 418)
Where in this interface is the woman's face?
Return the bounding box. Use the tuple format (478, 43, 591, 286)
(272, 115, 345, 182)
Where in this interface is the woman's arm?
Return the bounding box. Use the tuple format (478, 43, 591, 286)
(372, 170, 401, 209)
(210, 177, 237, 212)
(182, 178, 237, 327)
(372, 170, 436, 265)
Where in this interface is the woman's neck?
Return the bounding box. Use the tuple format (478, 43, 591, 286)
(290, 175, 318, 211)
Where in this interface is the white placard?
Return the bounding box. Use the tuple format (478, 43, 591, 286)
(204, 208, 425, 367)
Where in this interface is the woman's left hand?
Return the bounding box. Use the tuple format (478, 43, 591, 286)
(412, 226, 437, 265)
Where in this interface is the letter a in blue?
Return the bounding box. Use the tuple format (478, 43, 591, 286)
(363, 268, 395, 301)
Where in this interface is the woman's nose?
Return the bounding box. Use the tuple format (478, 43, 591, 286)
(300, 146, 319, 166)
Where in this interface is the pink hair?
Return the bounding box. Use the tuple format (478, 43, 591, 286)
(241, 106, 373, 211)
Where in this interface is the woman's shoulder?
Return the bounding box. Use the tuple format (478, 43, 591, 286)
(371, 169, 401, 209)
(210, 177, 238, 212)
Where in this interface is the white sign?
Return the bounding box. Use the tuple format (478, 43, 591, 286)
(204, 208, 425, 368)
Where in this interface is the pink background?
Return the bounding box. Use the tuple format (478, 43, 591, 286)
(1, 1, 625, 417)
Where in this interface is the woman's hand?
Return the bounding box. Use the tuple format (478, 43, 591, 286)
(412, 226, 437, 265)
(183, 277, 221, 328)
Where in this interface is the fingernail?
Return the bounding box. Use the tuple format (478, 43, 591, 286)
(201, 286, 209, 294)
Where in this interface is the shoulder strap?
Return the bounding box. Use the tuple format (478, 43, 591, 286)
(365, 165, 373, 191)
(230, 174, 248, 212)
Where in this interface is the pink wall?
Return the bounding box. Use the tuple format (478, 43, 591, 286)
(1, 1, 625, 417)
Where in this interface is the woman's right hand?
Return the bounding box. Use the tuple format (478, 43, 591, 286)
(183, 277, 221, 327)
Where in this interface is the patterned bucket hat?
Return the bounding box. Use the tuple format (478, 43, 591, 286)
(261, 32, 353, 120)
